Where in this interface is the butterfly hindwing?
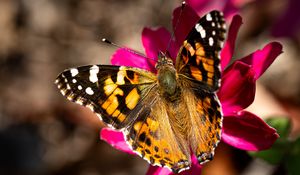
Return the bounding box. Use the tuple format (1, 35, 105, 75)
(188, 91, 222, 163)
(55, 65, 156, 129)
(176, 10, 226, 92)
(125, 89, 191, 173)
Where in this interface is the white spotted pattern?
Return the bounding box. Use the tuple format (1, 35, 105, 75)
(72, 79, 77, 83)
(212, 31, 216, 35)
(85, 87, 94, 95)
(195, 24, 206, 38)
(206, 13, 212, 21)
(78, 85, 82, 90)
(209, 37, 214, 46)
(70, 68, 79, 77)
(89, 65, 99, 83)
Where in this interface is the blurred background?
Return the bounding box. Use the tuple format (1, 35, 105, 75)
(0, 0, 299, 175)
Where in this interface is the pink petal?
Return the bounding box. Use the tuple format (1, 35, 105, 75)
(239, 42, 283, 80)
(111, 48, 156, 72)
(146, 155, 201, 175)
(221, 15, 243, 71)
(186, 0, 238, 20)
(218, 61, 256, 115)
(142, 27, 178, 61)
(222, 111, 279, 151)
(100, 128, 134, 154)
(172, 5, 199, 46)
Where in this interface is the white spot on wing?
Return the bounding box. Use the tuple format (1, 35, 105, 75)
(195, 24, 206, 38)
(212, 22, 215, 27)
(209, 37, 214, 46)
(85, 87, 94, 95)
(89, 65, 99, 83)
(212, 30, 216, 35)
(70, 68, 79, 77)
(78, 85, 82, 90)
(72, 79, 77, 83)
(206, 13, 212, 21)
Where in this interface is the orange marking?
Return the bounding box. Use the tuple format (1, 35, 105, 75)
(203, 62, 214, 73)
(207, 72, 214, 79)
(104, 77, 117, 95)
(104, 95, 119, 115)
(190, 66, 202, 81)
(207, 78, 213, 86)
(184, 42, 195, 56)
(202, 57, 214, 65)
(127, 72, 139, 84)
(203, 97, 211, 109)
(134, 121, 142, 131)
(195, 43, 205, 56)
(126, 88, 140, 110)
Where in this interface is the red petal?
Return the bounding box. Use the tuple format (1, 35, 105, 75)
(239, 42, 283, 79)
(145, 155, 201, 175)
(111, 48, 156, 72)
(218, 61, 256, 115)
(222, 111, 279, 151)
(186, 0, 236, 19)
(142, 27, 178, 61)
(221, 15, 243, 71)
(100, 128, 134, 154)
(172, 5, 199, 46)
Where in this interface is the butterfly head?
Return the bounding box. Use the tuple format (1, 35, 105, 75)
(155, 51, 174, 70)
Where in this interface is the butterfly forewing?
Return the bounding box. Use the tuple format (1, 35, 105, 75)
(176, 10, 226, 92)
(55, 65, 156, 129)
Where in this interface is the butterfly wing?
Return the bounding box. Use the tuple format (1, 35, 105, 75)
(176, 11, 225, 163)
(55, 65, 156, 129)
(125, 89, 191, 173)
(176, 10, 226, 92)
(56, 65, 191, 173)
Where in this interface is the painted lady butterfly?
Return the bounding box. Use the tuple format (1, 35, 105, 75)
(55, 10, 226, 173)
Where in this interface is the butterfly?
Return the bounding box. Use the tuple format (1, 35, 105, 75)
(55, 10, 226, 173)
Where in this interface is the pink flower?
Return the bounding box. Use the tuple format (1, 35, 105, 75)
(101, 4, 281, 175)
(186, 0, 255, 21)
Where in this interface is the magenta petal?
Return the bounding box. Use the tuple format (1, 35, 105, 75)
(142, 27, 178, 61)
(172, 5, 199, 46)
(111, 48, 156, 72)
(239, 42, 283, 79)
(220, 15, 243, 71)
(146, 155, 201, 175)
(222, 111, 279, 151)
(100, 128, 134, 154)
(218, 61, 256, 115)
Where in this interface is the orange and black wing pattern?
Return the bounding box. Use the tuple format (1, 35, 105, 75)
(55, 65, 156, 129)
(176, 10, 226, 92)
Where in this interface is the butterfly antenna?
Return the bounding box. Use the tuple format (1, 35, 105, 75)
(165, 1, 186, 56)
(101, 38, 156, 62)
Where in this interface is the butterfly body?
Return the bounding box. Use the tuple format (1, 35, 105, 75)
(56, 10, 226, 173)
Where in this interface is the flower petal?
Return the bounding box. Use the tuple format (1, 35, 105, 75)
(100, 128, 134, 154)
(172, 5, 199, 46)
(142, 27, 178, 61)
(186, 0, 238, 20)
(222, 111, 279, 151)
(218, 61, 256, 115)
(221, 15, 243, 71)
(111, 48, 156, 72)
(239, 42, 283, 80)
(145, 155, 201, 175)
